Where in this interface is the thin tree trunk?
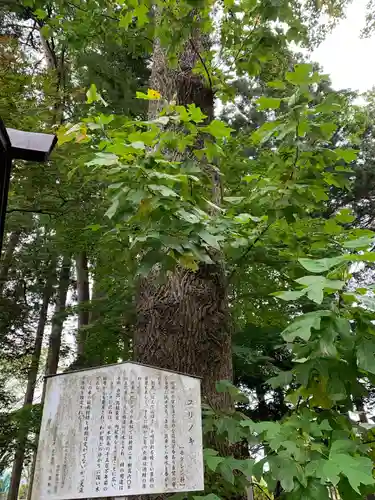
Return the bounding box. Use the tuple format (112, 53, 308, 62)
(0, 230, 21, 296)
(85, 276, 106, 366)
(89, 276, 105, 325)
(75, 252, 90, 361)
(7, 260, 55, 500)
(46, 255, 71, 376)
(354, 399, 375, 500)
(355, 397, 368, 424)
(134, 26, 232, 411)
(26, 256, 71, 500)
(247, 485, 254, 500)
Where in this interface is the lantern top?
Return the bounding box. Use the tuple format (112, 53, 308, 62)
(0, 118, 57, 162)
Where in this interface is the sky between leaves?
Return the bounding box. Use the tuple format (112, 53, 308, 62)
(312, 0, 375, 92)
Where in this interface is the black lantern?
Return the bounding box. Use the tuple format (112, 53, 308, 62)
(0, 118, 57, 254)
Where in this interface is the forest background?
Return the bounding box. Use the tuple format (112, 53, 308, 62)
(1, 0, 375, 499)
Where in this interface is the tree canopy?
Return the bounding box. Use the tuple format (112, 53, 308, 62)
(1, 0, 375, 499)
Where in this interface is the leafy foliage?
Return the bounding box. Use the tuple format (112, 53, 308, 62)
(1, 1, 375, 500)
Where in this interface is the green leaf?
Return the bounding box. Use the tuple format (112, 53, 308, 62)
(251, 421, 281, 437)
(188, 103, 207, 123)
(335, 209, 355, 223)
(267, 371, 293, 388)
(357, 338, 375, 374)
(237, 459, 255, 477)
(286, 63, 313, 85)
(33, 8, 47, 19)
(256, 97, 282, 110)
(105, 199, 119, 219)
(202, 120, 234, 139)
(296, 276, 345, 289)
(330, 440, 356, 455)
(219, 461, 235, 484)
(351, 252, 375, 262)
(205, 455, 225, 472)
(291, 479, 331, 500)
(282, 311, 331, 342)
(343, 236, 375, 249)
(216, 416, 245, 442)
(170, 495, 188, 500)
(135, 3, 149, 26)
(86, 153, 119, 166)
(267, 80, 286, 89)
(194, 495, 221, 500)
(230, 237, 248, 248)
(272, 290, 306, 301)
(315, 99, 342, 113)
(148, 184, 179, 197)
(318, 122, 337, 138)
(298, 256, 344, 273)
(119, 11, 133, 28)
(198, 229, 223, 250)
(223, 196, 244, 204)
(335, 148, 358, 163)
(321, 459, 341, 486)
(131, 141, 145, 149)
(324, 219, 342, 235)
(176, 209, 201, 224)
(234, 213, 260, 223)
(333, 317, 352, 338)
(86, 84, 107, 106)
(298, 120, 310, 136)
(295, 276, 345, 304)
(330, 454, 374, 493)
(86, 224, 102, 231)
(216, 380, 248, 403)
(40, 25, 51, 38)
(204, 448, 219, 456)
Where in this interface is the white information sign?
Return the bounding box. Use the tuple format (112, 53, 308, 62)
(31, 362, 203, 500)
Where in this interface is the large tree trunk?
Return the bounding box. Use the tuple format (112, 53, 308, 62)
(26, 256, 71, 500)
(134, 28, 232, 410)
(136, 266, 232, 407)
(7, 260, 55, 500)
(0, 230, 21, 296)
(75, 252, 90, 362)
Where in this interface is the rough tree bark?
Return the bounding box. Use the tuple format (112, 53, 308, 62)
(0, 230, 21, 296)
(134, 26, 233, 410)
(75, 252, 90, 362)
(7, 259, 55, 500)
(26, 256, 71, 500)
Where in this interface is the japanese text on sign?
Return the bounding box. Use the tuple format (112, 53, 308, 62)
(31, 362, 203, 500)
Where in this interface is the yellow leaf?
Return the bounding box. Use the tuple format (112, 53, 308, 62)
(148, 88, 161, 99)
(138, 199, 152, 215)
(178, 254, 198, 271)
(75, 126, 88, 143)
(76, 132, 88, 143)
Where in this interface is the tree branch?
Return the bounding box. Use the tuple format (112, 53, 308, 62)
(229, 222, 273, 281)
(252, 482, 273, 500)
(7, 208, 58, 215)
(189, 38, 213, 90)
